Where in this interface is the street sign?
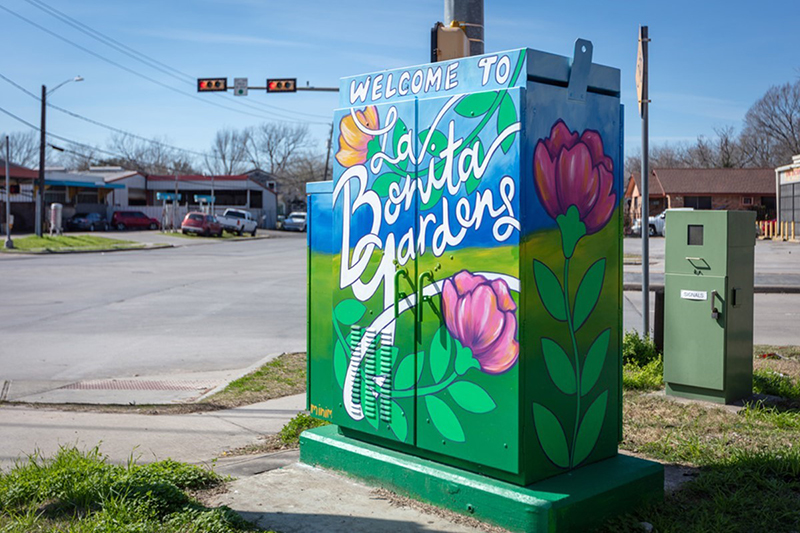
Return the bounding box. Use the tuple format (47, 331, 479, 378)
(194, 195, 216, 203)
(234, 78, 248, 96)
(156, 192, 182, 201)
(636, 27, 647, 117)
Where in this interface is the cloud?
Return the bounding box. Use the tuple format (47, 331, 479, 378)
(649, 92, 748, 122)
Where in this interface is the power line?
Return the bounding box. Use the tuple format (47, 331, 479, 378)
(20, 0, 331, 121)
(0, 72, 212, 160)
(0, 2, 327, 125)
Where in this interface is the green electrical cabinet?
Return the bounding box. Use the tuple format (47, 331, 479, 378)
(663, 210, 756, 404)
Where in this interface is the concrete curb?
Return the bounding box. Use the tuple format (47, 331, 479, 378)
(0, 243, 173, 255)
(623, 283, 800, 294)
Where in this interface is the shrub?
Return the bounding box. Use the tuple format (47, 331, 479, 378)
(622, 330, 660, 366)
(279, 413, 329, 446)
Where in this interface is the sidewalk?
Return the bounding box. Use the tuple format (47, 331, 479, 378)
(0, 393, 305, 471)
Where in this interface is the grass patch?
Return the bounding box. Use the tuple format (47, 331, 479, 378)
(223, 412, 329, 457)
(0, 446, 265, 532)
(599, 448, 800, 533)
(201, 352, 306, 409)
(4, 235, 144, 253)
(169, 230, 256, 240)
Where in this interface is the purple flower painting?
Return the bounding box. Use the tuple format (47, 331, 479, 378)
(533, 120, 616, 235)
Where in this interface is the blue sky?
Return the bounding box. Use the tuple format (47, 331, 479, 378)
(0, 0, 797, 166)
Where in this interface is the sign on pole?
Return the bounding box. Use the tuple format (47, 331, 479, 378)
(636, 35, 644, 117)
(234, 78, 248, 96)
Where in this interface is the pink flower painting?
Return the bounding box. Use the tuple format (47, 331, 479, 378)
(441, 271, 519, 375)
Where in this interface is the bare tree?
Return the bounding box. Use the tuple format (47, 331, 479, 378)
(0, 130, 40, 168)
(247, 123, 312, 175)
(108, 133, 197, 174)
(742, 80, 800, 167)
(204, 128, 250, 175)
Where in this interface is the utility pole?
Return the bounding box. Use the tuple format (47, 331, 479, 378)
(323, 123, 333, 182)
(4, 136, 13, 249)
(36, 85, 46, 237)
(444, 0, 484, 55)
(637, 26, 651, 336)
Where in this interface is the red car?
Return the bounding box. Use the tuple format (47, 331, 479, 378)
(181, 212, 223, 237)
(111, 211, 160, 230)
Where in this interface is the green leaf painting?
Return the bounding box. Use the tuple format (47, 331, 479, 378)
(532, 402, 569, 468)
(497, 92, 517, 154)
(542, 338, 575, 395)
(454, 341, 480, 376)
(372, 173, 405, 198)
(573, 258, 606, 331)
(580, 329, 610, 396)
(394, 352, 424, 391)
(429, 326, 453, 383)
(334, 299, 366, 326)
(448, 382, 496, 414)
(426, 395, 465, 442)
(419, 129, 448, 157)
(333, 341, 348, 390)
(389, 401, 408, 443)
(454, 91, 497, 118)
(533, 260, 567, 321)
(573, 391, 608, 466)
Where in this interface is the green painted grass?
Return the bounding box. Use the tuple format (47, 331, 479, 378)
(0, 446, 264, 532)
(4, 235, 144, 253)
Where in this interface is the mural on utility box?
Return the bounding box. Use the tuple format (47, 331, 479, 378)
(307, 47, 622, 484)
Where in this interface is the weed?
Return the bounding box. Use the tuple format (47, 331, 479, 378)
(0, 445, 257, 532)
(279, 413, 329, 446)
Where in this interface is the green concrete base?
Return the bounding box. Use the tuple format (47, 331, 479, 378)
(666, 382, 751, 404)
(300, 425, 664, 533)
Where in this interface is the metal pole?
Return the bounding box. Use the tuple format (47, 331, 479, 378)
(323, 123, 333, 182)
(4, 136, 13, 249)
(211, 174, 215, 215)
(36, 85, 46, 237)
(640, 26, 650, 337)
(444, 0, 484, 55)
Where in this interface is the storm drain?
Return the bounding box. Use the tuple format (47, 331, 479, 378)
(58, 380, 217, 391)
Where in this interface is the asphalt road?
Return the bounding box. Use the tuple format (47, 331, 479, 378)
(0, 231, 307, 381)
(0, 232, 797, 384)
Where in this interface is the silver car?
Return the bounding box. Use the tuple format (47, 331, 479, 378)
(283, 212, 307, 232)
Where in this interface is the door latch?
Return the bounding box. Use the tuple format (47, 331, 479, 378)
(710, 290, 719, 320)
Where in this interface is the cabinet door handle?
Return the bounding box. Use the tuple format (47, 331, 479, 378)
(710, 290, 719, 319)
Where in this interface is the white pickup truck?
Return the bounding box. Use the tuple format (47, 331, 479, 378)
(216, 208, 258, 236)
(632, 208, 694, 237)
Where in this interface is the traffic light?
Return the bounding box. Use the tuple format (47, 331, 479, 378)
(267, 78, 296, 93)
(197, 78, 227, 92)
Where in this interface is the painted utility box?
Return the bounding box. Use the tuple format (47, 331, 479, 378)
(664, 210, 756, 404)
(307, 43, 625, 487)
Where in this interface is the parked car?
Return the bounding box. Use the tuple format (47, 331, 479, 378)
(111, 211, 160, 230)
(181, 212, 223, 237)
(283, 211, 307, 232)
(66, 212, 109, 232)
(216, 208, 258, 236)
(631, 208, 694, 237)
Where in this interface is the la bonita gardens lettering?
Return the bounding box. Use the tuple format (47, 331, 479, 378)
(349, 53, 516, 104)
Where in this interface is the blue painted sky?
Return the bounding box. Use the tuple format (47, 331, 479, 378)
(0, 0, 797, 165)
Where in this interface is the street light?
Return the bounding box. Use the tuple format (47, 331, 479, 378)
(36, 75, 83, 237)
